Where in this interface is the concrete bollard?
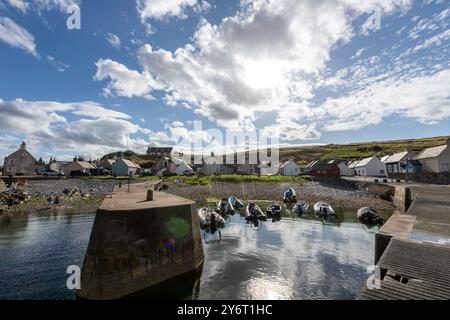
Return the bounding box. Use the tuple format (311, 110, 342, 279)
(146, 190, 153, 201)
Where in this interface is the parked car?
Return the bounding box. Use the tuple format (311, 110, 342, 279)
(69, 171, 91, 177)
(89, 167, 110, 176)
(43, 170, 64, 177)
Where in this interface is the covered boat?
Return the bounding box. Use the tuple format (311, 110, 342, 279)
(357, 207, 383, 224)
(266, 203, 282, 222)
(313, 201, 336, 216)
(198, 207, 226, 233)
(283, 187, 297, 203)
(228, 196, 244, 211)
(245, 202, 267, 222)
(217, 197, 234, 216)
(293, 200, 309, 215)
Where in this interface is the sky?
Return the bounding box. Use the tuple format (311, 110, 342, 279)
(0, 0, 449, 163)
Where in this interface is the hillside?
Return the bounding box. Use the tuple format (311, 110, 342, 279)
(101, 135, 450, 168)
(101, 150, 157, 168)
(280, 135, 450, 165)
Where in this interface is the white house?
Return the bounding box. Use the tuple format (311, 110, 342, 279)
(353, 157, 386, 177)
(175, 162, 194, 175)
(415, 140, 450, 173)
(112, 157, 141, 176)
(338, 162, 353, 176)
(278, 159, 300, 176)
(64, 158, 97, 176)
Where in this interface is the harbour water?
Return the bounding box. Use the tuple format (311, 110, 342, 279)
(0, 206, 390, 300)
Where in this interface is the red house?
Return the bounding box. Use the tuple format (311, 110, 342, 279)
(306, 161, 340, 177)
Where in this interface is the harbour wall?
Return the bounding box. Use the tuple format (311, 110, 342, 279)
(76, 182, 204, 300)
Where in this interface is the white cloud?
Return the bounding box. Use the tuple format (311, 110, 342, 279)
(0, 17, 38, 57)
(95, 0, 430, 141)
(6, 0, 79, 13)
(105, 33, 121, 49)
(94, 59, 162, 99)
(46, 55, 69, 72)
(321, 69, 450, 131)
(136, 0, 197, 21)
(0, 98, 150, 158)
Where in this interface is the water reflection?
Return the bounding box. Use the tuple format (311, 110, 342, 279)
(0, 205, 391, 300)
(199, 205, 387, 300)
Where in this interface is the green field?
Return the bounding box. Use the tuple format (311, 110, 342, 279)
(163, 174, 309, 185)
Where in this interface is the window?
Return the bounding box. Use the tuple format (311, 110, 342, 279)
(9, 159, 14, 165)
(443, 164, 449, 172)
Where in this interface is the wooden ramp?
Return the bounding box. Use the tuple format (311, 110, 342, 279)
(359, 186, 450, 300)
(359, 239, 450, 300)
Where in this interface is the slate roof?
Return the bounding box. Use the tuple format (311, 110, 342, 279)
(415, 145, 447, 160)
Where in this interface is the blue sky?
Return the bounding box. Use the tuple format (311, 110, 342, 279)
(0, 0, 449, 162)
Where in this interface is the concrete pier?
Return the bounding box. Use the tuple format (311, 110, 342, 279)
(76, 181, 204, 300)
(359, 185, 450, 300)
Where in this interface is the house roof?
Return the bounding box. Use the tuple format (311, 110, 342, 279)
(279, 159, 297, 168)
(348, 160, 360, 168)
(384, 151, 409, 164)
(380, 155, 390, 163)
(77, 161, 97, 169)
(354, 157, 376, 168)
(415, 144, 447, 160)
(119, 159, 140, 168)
(306, 160, 319, 168)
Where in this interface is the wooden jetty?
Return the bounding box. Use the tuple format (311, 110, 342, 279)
(359, 185, 450, 300)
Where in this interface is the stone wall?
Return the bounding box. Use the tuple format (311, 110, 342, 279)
(388, 172, 450, 185)
(77, 201, 204, 300)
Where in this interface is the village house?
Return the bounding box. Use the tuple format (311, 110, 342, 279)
(64, 157, 97, 176)
(328, 160, 353, 176)
(353, 157, 386, 177)
(305, 160, 339, 177)
(49, 160, 71, 174)
(415, 140, 450, 173)
(384, 151, 416, 175)
(403, 160, 423, 174)
(112, 157, 141, 176)
(153, 156, 176, 176)
(98, 159, 116, 171)
(2, 142, 38, 176)
(278, 159, 300, 176)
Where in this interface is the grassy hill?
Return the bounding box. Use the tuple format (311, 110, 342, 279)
(101, 135, 450, 168)
(101, 150, 157, 168)
(280, 135, 450, 166)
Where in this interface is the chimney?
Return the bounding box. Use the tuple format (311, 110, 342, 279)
(20, 141, 26, 150)
(73, 157, 78, 163)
